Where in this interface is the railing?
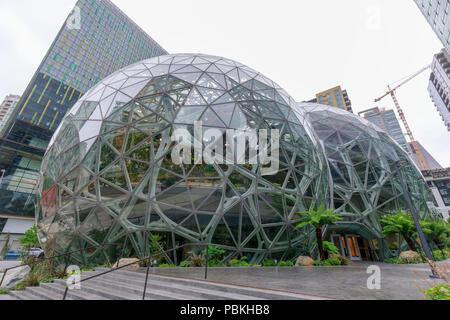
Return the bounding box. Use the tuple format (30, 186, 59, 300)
(62, 242, 210, 300)
(0, 243, 114, 288)
(0, 241, 211, 300)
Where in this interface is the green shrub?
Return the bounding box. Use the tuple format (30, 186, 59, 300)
(262, 259, 277, 267)
(229, 258, 251, 267)
(207, 259, 225, 267)
(13, 282, 28, 291)
(432, 250, 449, 261)
(386, 256, 424, 264)
(322, 241, 340, 255)
(386, 250, 448, 264)
(329, 255, 350, 266)
(324, 258, 341, 266)
(312, 258, 343, 266)
(202, 246, 225, 260)
(0, 289, 9, 295)
(425, 284, 450, 300)
(179, 260, 192, 268)
(277, 261, 294, 267)
(158, 264, 177, 268)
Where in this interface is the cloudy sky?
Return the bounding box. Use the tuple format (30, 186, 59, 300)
(0, 0, 448, 166)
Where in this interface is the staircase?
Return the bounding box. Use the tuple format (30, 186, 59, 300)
(8, 268, 332, 300)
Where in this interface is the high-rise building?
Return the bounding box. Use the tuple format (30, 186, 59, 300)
(0, 95, 20, 131)
(408, 141, 443, 170)
(413, 0, 450, 53)
(423, 168, 450, 221)
(308, 86, 353, 113)
(428, 48, 450, 131)
(0, 0, 167, 228)
(358, 107, 409, 152)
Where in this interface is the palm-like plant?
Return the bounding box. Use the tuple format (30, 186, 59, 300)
(295, 205, 343, 261)
(381, 211, 418, 252)
(420, 219, 450, 250)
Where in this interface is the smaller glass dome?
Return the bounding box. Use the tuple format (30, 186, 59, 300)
(298, 103, 436, 241)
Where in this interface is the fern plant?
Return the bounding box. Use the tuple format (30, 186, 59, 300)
(295, 205, 342, 260)
(380, 211, 418, 251)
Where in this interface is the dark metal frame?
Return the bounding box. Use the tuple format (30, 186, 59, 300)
(394, 160, 439, 279)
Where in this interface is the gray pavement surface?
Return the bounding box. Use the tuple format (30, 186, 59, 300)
(0, 261, 21, 271)
(0, 260, 447, 300)
(146, 260, 449, 300)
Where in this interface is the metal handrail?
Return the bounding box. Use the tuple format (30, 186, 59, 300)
(62, 242, 211, 300)
(1, 240, 213, 299)
(0, 242, 121, 287)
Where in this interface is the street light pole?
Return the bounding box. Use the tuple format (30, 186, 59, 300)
(394, 160, 439, 279)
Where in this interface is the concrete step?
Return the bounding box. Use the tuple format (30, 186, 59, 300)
(39, 281, 110, 300)
(8, 289, 42, 301)
(100, 269, 322, 300)
(8, 268, 329, 300)
(51, 278, 193, 301)
(90, 272, 264, 300)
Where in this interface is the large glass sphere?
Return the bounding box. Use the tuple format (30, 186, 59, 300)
(37, 54, 330, 265)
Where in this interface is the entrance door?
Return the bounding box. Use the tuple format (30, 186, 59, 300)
(345, 235, 362, 261)
(331, 234, 347, 257)
(331, 234, 362, 261)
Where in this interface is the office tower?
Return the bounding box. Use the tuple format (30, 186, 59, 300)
(423, 168, 450, 220)
(309, 86, 353, 113)
(428, 49, 450, 131)
(408, 141, 443, 170)
(0, 0, 167, 228)
(358, 107, 409, 152)
(414, 0, 450, 53)
(0, 95, 20, 131)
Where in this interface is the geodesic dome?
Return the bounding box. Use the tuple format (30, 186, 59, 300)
(36, 54, 330, 265)
(299, 103, 435, 240)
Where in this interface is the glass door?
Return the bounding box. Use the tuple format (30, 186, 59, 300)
(345, 235, 362, 261)
(331, 234, 347, 257)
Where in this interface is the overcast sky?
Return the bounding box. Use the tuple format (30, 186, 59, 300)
(0, 0, 448, 166)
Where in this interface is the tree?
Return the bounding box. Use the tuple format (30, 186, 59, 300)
(380, 211, 418, 252)
(420, 219, 450, 250)
(295, 205, 343, 261)
(19, 225, 40, 251)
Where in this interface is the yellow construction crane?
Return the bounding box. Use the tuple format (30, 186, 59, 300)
(374, 65, 431, 171)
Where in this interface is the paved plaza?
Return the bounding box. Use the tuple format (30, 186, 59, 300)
(146, 260, 449, 300)
(0, 260, 448, 300)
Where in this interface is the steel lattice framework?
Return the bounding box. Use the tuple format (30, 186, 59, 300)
(300, 104, 436, 253)
(37, 54, 330, 265)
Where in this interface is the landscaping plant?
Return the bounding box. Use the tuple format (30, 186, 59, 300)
(420, 219, 450, 252)
(19, 225, 40, 251)
(425, 284, 450, 300)
(295, 205, 343, 260)
(202, 245, 225, 266)
(380, 211, 418, 252)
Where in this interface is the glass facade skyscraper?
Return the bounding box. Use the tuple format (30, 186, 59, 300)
(429, 49, 450, 132)
(358, 107, 409, 153)
(0, 0, 167, 218)
(414, 0, 450, 53)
